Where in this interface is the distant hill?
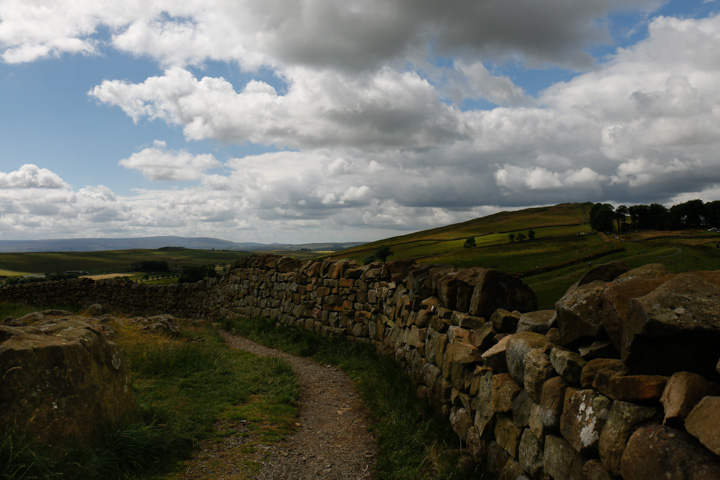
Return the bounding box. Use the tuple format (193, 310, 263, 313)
(0, 237, 365, 253)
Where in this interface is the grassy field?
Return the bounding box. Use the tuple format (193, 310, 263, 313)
(324, 202, 720, 307)
(0, 249, 253, 277)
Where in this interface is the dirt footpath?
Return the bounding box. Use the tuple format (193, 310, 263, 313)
(221, 333, 377, 479)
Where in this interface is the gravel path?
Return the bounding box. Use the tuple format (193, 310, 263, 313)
(221, 332, 377, 480)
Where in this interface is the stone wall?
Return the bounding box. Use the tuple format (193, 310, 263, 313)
(2, 255, 719, 479)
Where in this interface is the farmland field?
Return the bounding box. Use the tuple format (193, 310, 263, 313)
(0, 249, 253, 276)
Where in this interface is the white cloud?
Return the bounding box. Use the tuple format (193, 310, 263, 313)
(90, 66, 464, 150)
(119, 142, 221, 181)
(0, 164, 68, 189)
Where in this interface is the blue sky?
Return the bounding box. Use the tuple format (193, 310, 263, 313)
(1, 0, 720, 242)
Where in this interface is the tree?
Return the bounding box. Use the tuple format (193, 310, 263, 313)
(463, 236, 476, 248)
(374, 245, 393, 263)
(589, 203, 615, 232)
(508, 233, 516, 243)
(527, 229, 535, 241)
(516, 232, 527, 242)
(179, 265, 217, 283)
(131, 260, 169, 273)
(615, 205, 629, 231)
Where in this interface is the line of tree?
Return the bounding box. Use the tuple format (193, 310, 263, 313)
(131, 260, 170, 273)
(589, 199, 720, 232)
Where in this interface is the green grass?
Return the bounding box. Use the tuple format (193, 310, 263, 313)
(1, 312, 299, 480)
(221, 316, 477, 480)
(0, 249, 252, 276)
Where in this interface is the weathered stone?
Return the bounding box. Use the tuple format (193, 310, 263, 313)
(580, 358, 628, 396)
(528, 403, 545, 439)
(550, 347, 587, 385)
(555, 280, 606, 346)
(685, 396, 720, 456)
(498, 460, 529, 480)
(517, 310, 556, 334)
(577, 261, 629, 286)
(582, 459, 612, 480)
(482, 334, 511, 372)
(511, 389, 533, 427)
(608, 374, 668, 402)
(470, 321, 496, 350)
(468, 269, 538, 318)
(84, 303, 104, 316)
(495, 414, 522, 457)
(451, 311, 486, 330)
(518, 429, 544, 476)
(491, 373, 522, 413)
(142, 314, 181, 335)
(539, 376, 569, 432)
(505, 331, 548, 384)
(0, 319, 139, 447)
(438, 273, 458, 310)
(623, 272, 720, 377)
(621, 424, 720, 480)
(600, 269, 670, 352)
(560, 388, 612, 455)
(491, 308, 522, 333)
(598, 400, 658, 476)
(523, 349, 556, 402)
(445, 339, 483, 365)
(407, 325, 427, 348)
(577, 340, 617, 360)
(450, 406, 473, 442)
(544, 435, 585, 480)
(661, 371, 719, 426)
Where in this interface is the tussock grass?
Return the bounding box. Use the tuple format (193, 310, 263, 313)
(222, 316, 479, 480)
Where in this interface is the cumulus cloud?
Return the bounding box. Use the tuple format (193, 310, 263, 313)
(0, 164, 68, 189)
(0, 0, 663, 69)
(90, 66, 464, 149)
(119, 141, 221, 181)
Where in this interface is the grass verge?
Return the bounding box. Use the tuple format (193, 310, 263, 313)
(0, 307, 299, 480)
(221, 316, 479, 480)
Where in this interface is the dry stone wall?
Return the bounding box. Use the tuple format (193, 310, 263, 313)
(2, 254, 720, 479)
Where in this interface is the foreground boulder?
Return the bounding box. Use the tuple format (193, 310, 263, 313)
(0, 318, 138, 447)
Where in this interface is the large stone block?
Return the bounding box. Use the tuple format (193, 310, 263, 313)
(491, 373, 522, 413)
(539, 376, 569, 432)
(622, 272, 720, 377)
(661, 371, 719, 426)
(598, 400, 658, 476)
(517, 310, 556, 334)
(523, 348, 556, 402)
(555, 280, 606, 346)
(550, 347, 587, 385)
(560, 388, 612, 455)
(685, 396, 720, 456)
(495, 414, 522, 457)
(505, 331, 549, 385)
(467, 269, 538, 318)
(0, 319, 139, 447)
(544, 435, 585, 480)
(519, 428, 544, 477)
(600, 267, 671, 352)
(621, 424, 720, 480)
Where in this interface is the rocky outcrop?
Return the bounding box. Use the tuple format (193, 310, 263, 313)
(0, 317, 138, 448)
(1, 257, 719, 479)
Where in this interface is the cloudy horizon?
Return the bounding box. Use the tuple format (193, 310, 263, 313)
(2, 0, 720, 243)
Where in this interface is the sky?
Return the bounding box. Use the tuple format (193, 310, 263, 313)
(1, 0, 720, 243)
